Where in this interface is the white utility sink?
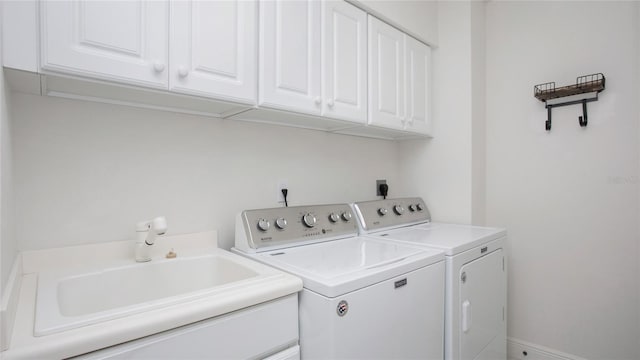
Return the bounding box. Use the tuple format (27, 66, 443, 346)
(35, 253, 265, 336)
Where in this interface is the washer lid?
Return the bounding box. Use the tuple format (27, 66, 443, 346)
(250, 236, 444, 298)
(370, 224, 507, 256)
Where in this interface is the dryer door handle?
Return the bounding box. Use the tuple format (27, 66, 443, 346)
(462, 300, 472, 333)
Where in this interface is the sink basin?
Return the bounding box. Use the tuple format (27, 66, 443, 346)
(35, 253, 261, 336)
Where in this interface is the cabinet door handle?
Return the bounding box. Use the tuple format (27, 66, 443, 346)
(153, 61, 165, 73)
(327, 99, 335, 108)
(314, 97, 322, 105)
(178, 66, 189, 78)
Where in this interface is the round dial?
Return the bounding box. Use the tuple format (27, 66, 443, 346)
(302, 213, 317, 228)
(393, 205, 405, 215)
(328, 213, 340, 223)
(257, 218, 270, 232)
(275, 217, 288, 229)
(416, 203, 424, 211)
(341, 211, 353, 222)
(378, 207, 388, 216)
(409, 204, 417, 212)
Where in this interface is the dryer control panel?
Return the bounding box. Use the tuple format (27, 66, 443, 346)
(353, 197, 431, 233)
(235, 204, 358, 252)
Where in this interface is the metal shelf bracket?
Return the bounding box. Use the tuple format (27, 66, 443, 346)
(535, 73, 605, 131)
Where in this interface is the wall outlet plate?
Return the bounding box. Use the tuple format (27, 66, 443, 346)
(376, 179, 387, 196)
(277, 179, 289, 203)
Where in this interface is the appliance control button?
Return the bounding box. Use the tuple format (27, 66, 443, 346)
(257, 218, 270, 232)
(378, 208, 388, 216)
(275, 217, 288, 229)
(416, 203, 424, 211)
(393, 205, 405, 215)
(328, 213, 340, 223)
(409, 204, 417, 212)
(302, 213, 317, 228)
(341, 212, 353, 222)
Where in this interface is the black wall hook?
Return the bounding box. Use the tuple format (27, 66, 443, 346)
(578, 99, 588, 127)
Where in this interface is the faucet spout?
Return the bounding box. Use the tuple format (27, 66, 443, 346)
(135, 216, 167, 262)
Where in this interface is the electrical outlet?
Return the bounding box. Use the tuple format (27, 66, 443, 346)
(376, 179, 387, 196)
(277, 179, 289, 203)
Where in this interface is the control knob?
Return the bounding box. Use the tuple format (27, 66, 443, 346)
(257, 218, 270, 232)
(378, 208, 388, 216)
(416, 203, 424, 211)
(302, 213, 317, 228)
(393, 205, 405, 215)
(341, 211, 353, 222)
(409, 204, 417, 212)
(328, 213, 340, 223)
(275, 217, 288, 229)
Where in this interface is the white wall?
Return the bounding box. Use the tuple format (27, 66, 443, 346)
(11, 93, 402, 251)
(485, 1, 640, 358)
(470, 1, 486, 226)
(399, 1, 476, 224)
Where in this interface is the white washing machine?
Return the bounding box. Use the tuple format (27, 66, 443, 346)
(233, 203, 445, 360)
(352, 198, 507, 360)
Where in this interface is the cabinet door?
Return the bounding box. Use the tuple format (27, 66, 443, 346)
(170, 0, 256, 104)
(321, 1, 367, 124)
(260, 0, 321, 114)
(405, 35, 432, 135)
(367, 16, 405, 130)
(41, 1, 168, 88)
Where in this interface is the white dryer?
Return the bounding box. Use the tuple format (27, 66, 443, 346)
(353, 198, 507, 360)
(233, 203, 445, 360)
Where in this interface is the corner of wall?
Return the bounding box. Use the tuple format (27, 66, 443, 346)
(1, 0, 19, 304)
(637, 2, 640, 358)
(470, 0, 487, 226)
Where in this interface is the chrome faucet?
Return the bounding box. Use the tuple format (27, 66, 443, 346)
(135, 216, 167, 262)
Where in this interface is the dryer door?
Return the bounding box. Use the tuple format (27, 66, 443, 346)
(459, 249, 505, 360)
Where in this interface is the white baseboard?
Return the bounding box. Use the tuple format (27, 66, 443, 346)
(508, 338, 587, 360)
(1, 254, 23, 351)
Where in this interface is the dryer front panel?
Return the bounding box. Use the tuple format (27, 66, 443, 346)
(459, 249, 505, 360)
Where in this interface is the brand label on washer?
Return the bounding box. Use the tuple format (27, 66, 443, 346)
(336, 300, 349, 317)
(394, 278, 407, 288)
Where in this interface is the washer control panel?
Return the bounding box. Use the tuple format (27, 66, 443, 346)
(238, 204, 358, 251)
(353, 197, 431, 233)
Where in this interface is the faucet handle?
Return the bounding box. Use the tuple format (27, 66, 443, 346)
(136, 221, 151, 232)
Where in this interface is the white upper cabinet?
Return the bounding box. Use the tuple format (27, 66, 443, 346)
(29, 1, 430, 138)
(405, 35, 432, 135)
(260, 0, 366, 124)
(260, 0, 322, 115)
(170, 1, 256, 104)
(368, 16, 405, 131)
(368, 15, 432, 136)
(41, 1, 169, 89)
(321, 1, 367, 124)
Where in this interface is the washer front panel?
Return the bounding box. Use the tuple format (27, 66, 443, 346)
(240, 204, 357, 250)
